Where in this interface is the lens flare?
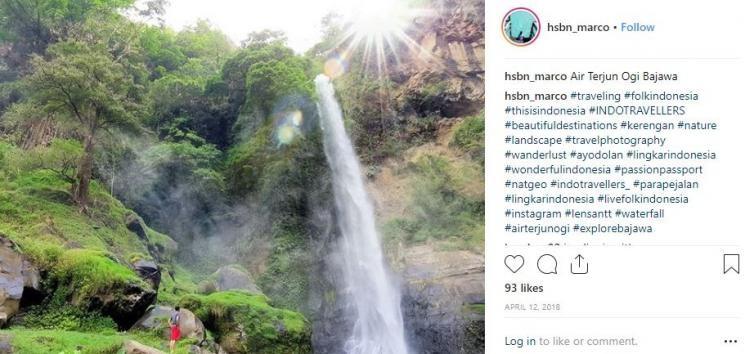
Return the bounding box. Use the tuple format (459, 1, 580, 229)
(332, 0, 436, 79)
(275, 110, 304, 145)
(290, 110, 303, 126)
(277, 125, 296, 145)
(324, 54, 348, 79)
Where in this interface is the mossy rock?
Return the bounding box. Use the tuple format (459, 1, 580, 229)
(51, 249, 156, 329)
(178, 291, 311, 354)
(198, 264, 261, 295)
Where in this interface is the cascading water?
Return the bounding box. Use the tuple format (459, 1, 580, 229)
(315, 74, 409, 354)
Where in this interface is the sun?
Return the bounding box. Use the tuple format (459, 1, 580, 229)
(346, 0, 410, 43)
(324, 0, 434, 79)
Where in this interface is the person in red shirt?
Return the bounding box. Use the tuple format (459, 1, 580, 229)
(169, 306, 181, 353)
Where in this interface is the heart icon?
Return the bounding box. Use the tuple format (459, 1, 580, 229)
(504, 255, 525, 273)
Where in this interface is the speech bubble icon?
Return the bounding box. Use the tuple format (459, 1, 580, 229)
(537, 254, 558, 274)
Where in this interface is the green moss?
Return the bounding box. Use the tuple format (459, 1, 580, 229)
(0, 169, 176, 265)
(53, 249, 145, 300)
(1, 329, 195, 354)
(157, 263, 200, 306)
(179, 291, 311, 354)
(2, 329, 123, 354)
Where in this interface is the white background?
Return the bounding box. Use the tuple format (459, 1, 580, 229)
(487, 1, 745, 352)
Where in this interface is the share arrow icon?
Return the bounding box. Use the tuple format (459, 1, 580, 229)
(571, 254, 589, 275)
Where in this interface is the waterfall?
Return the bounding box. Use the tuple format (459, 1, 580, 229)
(315, 74, 409, 354)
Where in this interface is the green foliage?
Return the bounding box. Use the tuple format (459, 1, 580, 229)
(140, 26, 187, 76)
(147, 74, 205, 127)
(451, 112, 485, 165)
(256, 221, 311, 311)
(23, 41, 142, 134)
(0, 0, 136, 69)
(225, 124, 273, 194)
(226, 121, 326, 313)
(220, 42, 296, 131)
(179, 291, 311, 354)
(241, 30, 288, 48)
(175, 20, 234, 62)
(383, 153, 484, 250)
(22, 303, 117, 333)
(244, 57, 313, 117)
(3, 139, 82, 182)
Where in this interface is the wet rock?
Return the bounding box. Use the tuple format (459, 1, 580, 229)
(87, 282, 157, 330)
(123, 340, 166, 354)
(399, 245, 485, 354)
(133, 259, 161, 291)
(188, 343, 227, 354)
(125, 213, 148, 241)
(132, 305, 205, 340)
(0, 235, 42, 327)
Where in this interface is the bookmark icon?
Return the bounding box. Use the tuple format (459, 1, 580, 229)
(724, 254, 740, 275)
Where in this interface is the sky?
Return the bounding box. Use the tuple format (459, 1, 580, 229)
(159, 0, 359, 52)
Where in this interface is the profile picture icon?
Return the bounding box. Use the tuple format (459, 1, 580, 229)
(503, 8, 540, 46)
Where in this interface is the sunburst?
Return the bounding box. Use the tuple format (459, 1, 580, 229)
(324, 0, 436, 80)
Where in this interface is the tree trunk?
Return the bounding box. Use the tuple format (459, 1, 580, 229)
(73, 133, 95, 210)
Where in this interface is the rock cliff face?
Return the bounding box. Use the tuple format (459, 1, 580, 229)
(399, 245, 485, 353)
(367, 125, 485, 353)
(381, 1, 485, 351)
(0, 236, 42, 327)
(391, 0, 485, 118)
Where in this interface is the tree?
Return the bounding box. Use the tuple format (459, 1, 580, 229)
(176, 20, 234, 65)
(140, 26, 187, 77)
(0, 0, 135, 69)
(240, 29, 287, 48)
(19, 41, 141, 208)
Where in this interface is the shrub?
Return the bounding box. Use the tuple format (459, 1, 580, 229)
(451, 112, 485, 165)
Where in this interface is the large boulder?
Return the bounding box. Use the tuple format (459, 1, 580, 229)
(88, 282, 157, 330)
(179, 291, 311, 354)
(199, 265, 261, 294)
(133, 259, 162, 291)
(123, 340, 166, 354)
(132, 305, 205, 341)
(0, 236, 42, 327)
(52, 249, 156, 329)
